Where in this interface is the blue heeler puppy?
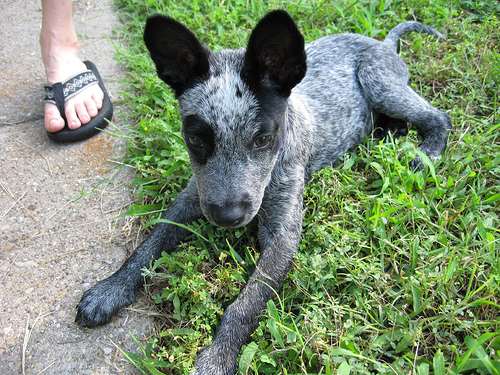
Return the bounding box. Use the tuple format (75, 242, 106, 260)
(76, 10, 451, 374)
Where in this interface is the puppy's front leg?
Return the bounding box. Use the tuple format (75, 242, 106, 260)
(193, 177, 305, 375)
(76, 180, 203, 327)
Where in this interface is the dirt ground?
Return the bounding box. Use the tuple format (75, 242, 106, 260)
(0, 1, 154, 374)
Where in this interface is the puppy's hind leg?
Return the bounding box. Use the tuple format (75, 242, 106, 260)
(362, 79, 450, 169)
(387, 89, 449, 168)
(373, 113, 408, 140)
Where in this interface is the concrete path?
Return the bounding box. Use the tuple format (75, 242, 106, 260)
(0, 1, 153, 374)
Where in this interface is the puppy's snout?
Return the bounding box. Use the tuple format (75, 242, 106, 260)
(209, 202, 249, 228)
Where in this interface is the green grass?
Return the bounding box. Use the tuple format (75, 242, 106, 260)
(109, 0, 500, 373)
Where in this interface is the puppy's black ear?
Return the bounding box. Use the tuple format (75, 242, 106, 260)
(243, 10, 306, 96)
(144, 15, 209, 96)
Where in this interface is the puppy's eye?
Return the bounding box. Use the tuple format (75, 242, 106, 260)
(187, 136, 202, 148)
(254, 135, 272, 149)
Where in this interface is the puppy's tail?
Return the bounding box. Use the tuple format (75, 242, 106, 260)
(384, 21, 443, 52)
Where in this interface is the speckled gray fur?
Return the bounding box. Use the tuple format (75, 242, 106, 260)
(76, 11, 451, 374)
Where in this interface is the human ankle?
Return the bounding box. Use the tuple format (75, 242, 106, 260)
(41, 31, 81, 79)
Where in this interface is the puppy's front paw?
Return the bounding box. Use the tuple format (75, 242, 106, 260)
(75, 276, 135, 327)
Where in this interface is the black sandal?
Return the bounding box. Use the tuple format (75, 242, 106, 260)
(44, 60, 113, 142)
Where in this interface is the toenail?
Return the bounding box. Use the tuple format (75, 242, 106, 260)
(49, 119, 61, 129)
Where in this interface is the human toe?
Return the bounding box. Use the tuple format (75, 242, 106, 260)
(44, 103, 66, 133)
(84, 97, 99, 120)
(65, 102, 83, 130)
(92, 87, 104, 110)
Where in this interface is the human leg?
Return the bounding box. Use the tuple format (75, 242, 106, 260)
(40, 0, 104, 133)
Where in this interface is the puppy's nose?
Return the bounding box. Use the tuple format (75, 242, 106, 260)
(210, 203, 247, 228)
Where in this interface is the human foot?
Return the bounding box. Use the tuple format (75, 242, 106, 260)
(43, 55, 105, 133)
(40, 0, 112, 141)
(44, 60, 113, 143)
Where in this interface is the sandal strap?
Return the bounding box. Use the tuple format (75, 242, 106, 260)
(44, 69, 98, 104)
